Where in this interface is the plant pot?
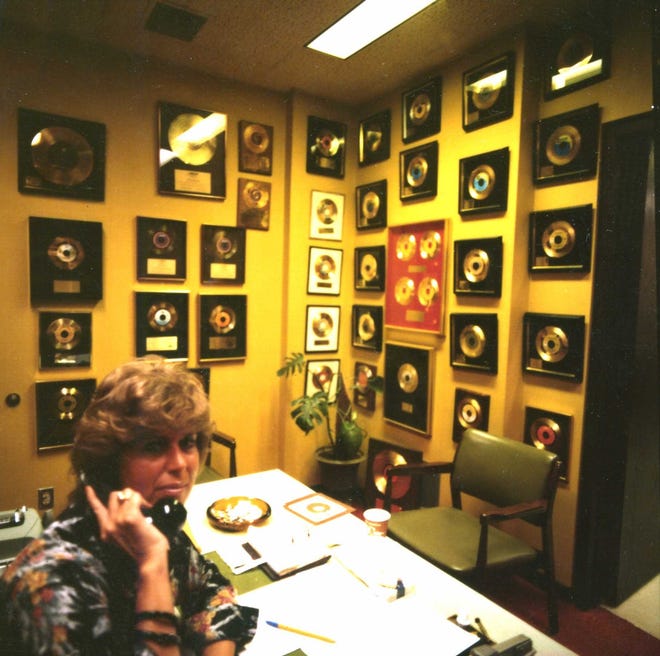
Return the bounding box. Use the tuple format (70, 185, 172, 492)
(315, 446, 366, 501)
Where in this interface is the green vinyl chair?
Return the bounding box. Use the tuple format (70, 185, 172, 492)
(196, 431, 238, 483)
(384, 428, 561, 634)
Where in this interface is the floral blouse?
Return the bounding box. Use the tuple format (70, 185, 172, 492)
(0, 504, 258, 655)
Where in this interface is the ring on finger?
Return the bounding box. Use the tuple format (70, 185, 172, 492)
(117, 490, 133, 503)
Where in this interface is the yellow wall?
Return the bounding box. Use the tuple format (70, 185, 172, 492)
(0, 3, 652, 589)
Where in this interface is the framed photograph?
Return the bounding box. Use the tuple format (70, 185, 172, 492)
(18, 107, 106, 201)
(529, 204, 593, 273)
(29, 216, 103, 304)
(453, 388, 490, 442)
(199, 294, 247, 361)
(450, 313, 498, 374)
(359, 109, 390, 166)
(354, 245, 385, 292)
(385, 220, 448, 334)
(524, 406, 571, 481)
(463, 53, 515, 132)
(135, 291, 189, 361)
(137, 216, 186, 281)
(454, 236, 503, 297)
(39, 311, 92, 369)
(400, 141, 438, 201)
(306, 115, 346, 179)
(309, 190, 344, 240)
(35, 378, 96, 452)
(459, 147, 510, 216)
(201, 224, 246, 284)
(352, 304, 383, 352)
(304, 359, 340, 401)
(307, 246, 343, 295)
(237, 178, 271, 231)
(402, 77, 442, 143)
(158, 101, 226, 199)
(356, 179, 387, 230)
(523, 312, 585, 382)
(533, 103, 600, 185)
(384, 341, 434, 436)
(354, 362, 378, 412)
(543, 25, 610, 100)
(238, 120, 273, 175)
(305, 305, 340, 353)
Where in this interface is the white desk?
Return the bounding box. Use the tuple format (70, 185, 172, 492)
(186, 469, 576, 656)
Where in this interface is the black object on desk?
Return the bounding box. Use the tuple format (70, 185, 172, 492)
(470, 634, 534, 656)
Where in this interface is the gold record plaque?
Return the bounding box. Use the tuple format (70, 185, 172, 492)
(358, 109, 390, 166)
(450, 313, 498, 373)
(29, 216, 103, 304)
(307, 246, 343, 295)
(356, 179, 387, 230)
(137, 216, 187, 281)
(459, 147, 510, 215)
(201, 225, 246, 284)
(199, 294, 247, 361)
(524, 406, 571, 481)
(39, 311, 92, 369)
(135, 291, 189, 361)
(353, 362, 378, 411)
(18, 108, 106, 201)
(309, 190, 344, 240)
(352, 304, 383, 352)
(237, 178, 271, 231)
(238, 120, 273, 175)
(402, 77, 442, 144)
(354, 245, 385, 292)
(399, 141, 438, 201)
(158, 101, 226, 199)
(452, 388, 490, 442)
(306, 116, 346, 179)
(305, 305, 340, 353)
(454, 236, 503, 297)
(305, 359, 340, 401)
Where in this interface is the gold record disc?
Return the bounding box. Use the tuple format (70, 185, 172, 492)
(360, 253, 378, 282)
(420, 230, 441, 259)
(417, 276, 439, 307)
(314, 129, 340, 158)
(365, 128, 383, 152)
(457, 396, 482, 428)
(47, 236, 85, 270)
(395, 233, 417, 261)
(213, 230, 238, 259)
(557, 32, 594, 71)
(309, 364, 333, 391)
(397, 363, 419, 393)
(209, 305, 236, 334)
(242, 181, 269, 209)
(312, 312, 333, 337)
(358, 312, 376, 342)
(463, 248, 490, 283)
(468, 164, 496, 200)
(546, 124, 581, 166)
(361, 191, 380, 219)
(471, 81, 501, 111)
(150, 227, 174, 254)
(406, 155, 428, 188)
(542, 220, 575, 258)
(242, 123, 270, 154)
(147, 302, 178, 332)
(315, 254, 336, 280)
(316, 198, 338, 224)
(394, 277, 415, 306)
(168, 113, 217, 166)
(459, 324, 486, 359)
(57, 386, 80, 421)
(535, 325, 569, 363)
(47, 317, 81, 351)
(372, 449, 410, 497)
(530, 417, 561, 448)
(30, 126, 94, 186)
(409, 92, 431, 125)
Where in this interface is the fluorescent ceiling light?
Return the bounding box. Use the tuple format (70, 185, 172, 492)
(307, 0, 437, 60)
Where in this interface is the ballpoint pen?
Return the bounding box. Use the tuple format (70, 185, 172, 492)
(266, 620, 336, 643)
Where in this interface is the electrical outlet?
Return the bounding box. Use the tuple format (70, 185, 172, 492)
(38, 487, 54, 510)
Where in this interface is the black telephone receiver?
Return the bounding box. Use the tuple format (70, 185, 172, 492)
(80, 471, 187, 541)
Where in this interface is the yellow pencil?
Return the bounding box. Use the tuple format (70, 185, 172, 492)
(266, 620, 336, 643)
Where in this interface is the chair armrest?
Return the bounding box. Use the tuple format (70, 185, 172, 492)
(479, 499, 547, 524)
(211, 431, 237, 478)
(384, 461, 452, 509)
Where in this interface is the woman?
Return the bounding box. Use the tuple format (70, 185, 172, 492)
(0, 357, 258, 655)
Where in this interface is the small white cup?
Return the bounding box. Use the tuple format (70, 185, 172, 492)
(363, 507, 391, 536)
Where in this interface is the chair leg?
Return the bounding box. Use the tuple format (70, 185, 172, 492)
(543, 527, 559, 634)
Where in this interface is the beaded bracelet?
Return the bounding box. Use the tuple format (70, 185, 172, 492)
(135, 610, 179, 628)
(135, 629, 181, 647)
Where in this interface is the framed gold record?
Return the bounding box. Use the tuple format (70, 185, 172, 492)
(399, 141, 438, 201)
(523, 312, 585, 382)
(158, 101, 226, 199)
(358, 109, 390, 166)
(18, 108, 106, 201)
(462, 53, 515, 132)
(137, 216, 187, 281)
(309, 190, 344, 240)
(402, 77, 442, 144)
(352, 304, 382, 352)
(35, 378, 96, 452)
(524, 406, 571, 481)
(450, 313, 498, 374)
(199, 294, 247, 361)
(237, 178, 271, 231)
(135, 291, 189, 361)
(238, 120, 273, 175)
(354, 245, 385, 292)
(453, 236, 503, 297)
(356, 179, 387, 231)
(452, 388, 490, 442)
(459, 147, 510, 216)
(304, 359, 340, 402)
(307, 246, 343, 295)
(39, 311, 92, 369)
(200, 224, 246, 284)
(305, 305, 340, 353)
(534, 104, 600, 185)
(306, 116, 346, 179)
(353, 362, 378, 412)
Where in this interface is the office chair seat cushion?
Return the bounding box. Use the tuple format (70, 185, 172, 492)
(387, 506, 537, 574)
